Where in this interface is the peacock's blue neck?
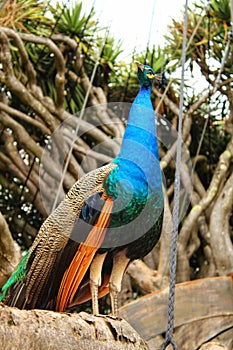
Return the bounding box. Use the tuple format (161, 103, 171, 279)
(118, 85, 159, 162)
(104, 79, 163, 234)
(105, 83, 162, 198)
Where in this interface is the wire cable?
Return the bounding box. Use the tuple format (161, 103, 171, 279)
(178, 1, 233, 223)
(52, 27, 110, 212)
(121, 43, 137, 101)
(16, 1, 69, 222)
(155, 0, 211, 115)
(191, 11, 233, 180)
(144, 0, 157, 63)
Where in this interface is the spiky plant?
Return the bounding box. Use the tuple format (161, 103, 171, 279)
(0, 0, 52, 35)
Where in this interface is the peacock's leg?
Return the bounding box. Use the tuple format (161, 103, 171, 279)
(90, 252, 107, 315)
(109, 250, 130, 318)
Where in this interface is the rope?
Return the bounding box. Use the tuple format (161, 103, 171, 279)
(160, 1, 233, 347)
(160, 1, 189, 349)
(51, 27, 110, 212)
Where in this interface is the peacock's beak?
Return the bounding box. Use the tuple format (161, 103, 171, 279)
(135, 61, 144, 71)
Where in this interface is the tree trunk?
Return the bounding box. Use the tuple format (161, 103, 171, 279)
(0, 213, 21, 288)
(0, 304, 149, 350)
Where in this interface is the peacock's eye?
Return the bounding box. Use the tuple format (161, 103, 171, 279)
(148, 70, 153, 74)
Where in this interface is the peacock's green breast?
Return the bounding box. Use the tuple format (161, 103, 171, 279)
(102, 161, 163, 250)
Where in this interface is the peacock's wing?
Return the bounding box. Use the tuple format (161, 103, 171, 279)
(1, 163, 116, 309)
(56, 196, 114, 312)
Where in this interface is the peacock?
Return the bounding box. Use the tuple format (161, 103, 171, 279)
(0, 61, 164, 317)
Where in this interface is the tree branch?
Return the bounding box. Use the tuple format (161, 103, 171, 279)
(179, 139, 233, 246)
(0, 27, 37, 87)
(209, 171, 233, 275)
(177, 138, 233, 281)
(0, 213, 20, 288)
(19, 31, 66, 109)
(0, 28, 58, 131)
(0, 102, 50, 135)
(0, 305, 149, 350)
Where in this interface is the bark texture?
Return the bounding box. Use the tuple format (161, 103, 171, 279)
(0, 304, 149, 350)
(0, 213, 20, 288)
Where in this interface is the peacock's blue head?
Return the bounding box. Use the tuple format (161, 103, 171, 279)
(135, 61, 155, 88)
